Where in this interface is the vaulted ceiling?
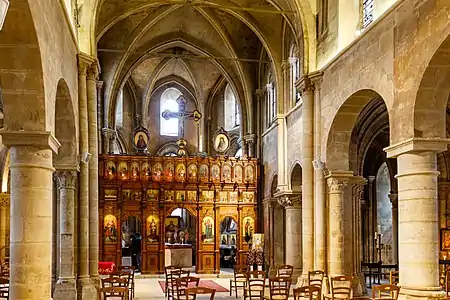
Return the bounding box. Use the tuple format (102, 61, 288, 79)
(95, 0, 304, 133)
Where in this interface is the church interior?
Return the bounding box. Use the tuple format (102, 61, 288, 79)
(0, 0, 449, 299)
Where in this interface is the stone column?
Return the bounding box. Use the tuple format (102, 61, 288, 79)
(87, 63, 100, 291)
(245, 134, 256, 158)
(352, 182, 367, 296)
(263, 198, 275, 273)
(1, 131, 60, 299)
(388, 192, 398, 265)
(313, 161, 326, 272)
(0, 194, 8, 260)
(255, 89, 264, 158)
(298, 76, 315, 283)
(77, 53, 96, 298)
(278, 195, 302, 279)
(53, 170, 78, 300)
(326, 173, 351, 276)
(96, 81, 104, 155)
(367, 176, 376, 262)
(360, 199, 368, 262)
(385, 138, 448, 299)
(101, 128, 116, 154)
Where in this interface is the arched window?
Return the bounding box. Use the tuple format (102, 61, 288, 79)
(362, 0, 374, 28)
(224, 84, 240, 130)
(115, 88, 123, 128)
(266, 80, 276, 125)
(160, 88, 182, 136)
(289, 44, 301, 105)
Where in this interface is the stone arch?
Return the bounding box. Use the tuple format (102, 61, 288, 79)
(290, 163, 302, 193)
(155, 142, 189, 157)
(325, 89, 390, 171)
(53, 79, 78, 167)
(0, 0, 46, 131)
(413, 34, 450, 140)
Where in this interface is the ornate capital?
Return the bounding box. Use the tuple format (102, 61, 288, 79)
(368, 176, 376, 184)
(87, 62, 100, 81)
(327, 177, 347, 194)
(296, 76, 315, 94)
(101, 128, 116, 141)
(96, 80, 104, 90)
(255, 89, 265, 100)
(388, 192, 398, 208)
(244, 134, 256, 144)
(281, 60, 291, 72)
(54, 171, 78, 190)
(78, 53, 95, 76)
(277, 194, 302, 208)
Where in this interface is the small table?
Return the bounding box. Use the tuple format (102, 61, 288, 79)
(98, 261, 116, 275)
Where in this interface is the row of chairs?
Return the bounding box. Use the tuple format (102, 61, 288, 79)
(98, 266, 136, 299)
(165, 266, 217, 300)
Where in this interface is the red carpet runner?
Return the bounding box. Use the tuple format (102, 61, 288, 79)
(159, 280, 229, 293)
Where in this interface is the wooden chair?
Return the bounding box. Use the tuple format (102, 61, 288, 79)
(230, 265, 248, 298)
(98, 286, 129, 299)
(276, 265, 294, 278)
(167, 270, 190, 300)
(176, 276, 200, 300)
(267, 276, 291, 300)
(120, 265, 136, 299)
(101, 277, 129, 288)
(324, 276, 353, 300)
(389, 271, 399, 286)
(247, 270, 266, 279)
(309, 270, 325, 288)
(0, 278, 9, 299)
(294, 285, 321, 300)
(371, 284, 400, 300)
(244, 275, 265, 300)
(165, 266, 182, 297)
(184, 287, 216, 300)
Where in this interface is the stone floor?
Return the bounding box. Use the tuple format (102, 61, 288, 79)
(133, 277, 238, 299)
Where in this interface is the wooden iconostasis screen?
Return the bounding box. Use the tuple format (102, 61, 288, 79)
(98, 155, 260, 274)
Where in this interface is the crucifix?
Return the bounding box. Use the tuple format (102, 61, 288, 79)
(161, 95, 202, 156)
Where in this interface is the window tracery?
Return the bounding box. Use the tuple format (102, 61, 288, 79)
(160, 87, 182, 136)
(362, 0, 374, 28)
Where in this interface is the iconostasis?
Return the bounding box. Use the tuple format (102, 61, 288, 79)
(99, 154, 259, 274)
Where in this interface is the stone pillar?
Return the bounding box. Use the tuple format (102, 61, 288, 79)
(77, 53, 96, 298)
(255, 89, 264, 158)
(385, 138, 448, 299)
(1, 131, 60, 299)
(245, 134, 256, 158)
(96, 81, 104, 155)
(326, 173, 351, 276)
(361, 199, 369, 262)
(388, 192, 398, 265)
(87, 63, 100, 292)
(263, 198, 276, 274)
(367, 176, 376, 262)
(298, 76, 315, 283)
(101, 128, 116, 154)
(278, 195, 302, 279)
(53, 170, 78, 300)
(352, 182, 367, 296)
(0, 194, 8, 260)
(313, 161, 326, 272)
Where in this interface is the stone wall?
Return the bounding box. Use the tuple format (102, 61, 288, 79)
(286, 106, 303, 178)
(262, 127, 278, 198)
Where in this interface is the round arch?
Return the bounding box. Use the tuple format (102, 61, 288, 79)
(324, 89, 391, 172)
(54, 78, 78, 167)
(290, 163, 302, 193)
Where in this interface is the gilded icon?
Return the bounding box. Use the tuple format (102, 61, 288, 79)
(175, 164, 186, 182)
(187, 164, 197, 182)
(222, 164, 232, 181)
(118, 162, 128, 177)
(201, 216, 214, 243)
(142, 162, 150, 177)
(211, 164, 220, 181)
(201, 190, 214, 202)
(245, 165, 254, 182)
(218, 191, 228, 202)
(199, 164, 209, 182)
(147, 215, 159, 243)
(243, 216, 254, 243)
(106, 161, 116, 176)
(165, 163, 174, 181)
(229, 191, 238, 202)
(104, 214, 117, 243)
(176, 190, 186, 202)
(147, 189, 159, 201)
(131, 162, 139, 177)
(242, 191, 254, 203)
(164, 190, 175, 201)
(234, 165, 243, 183)
(152, 162, 163, 181)
(187, 191, 197, 202)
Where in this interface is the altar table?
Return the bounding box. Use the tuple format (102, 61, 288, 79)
(98, 261, 116, 275)
(165, 244, 192, 268)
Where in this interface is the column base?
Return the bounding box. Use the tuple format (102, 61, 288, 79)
(296, 272, 308, 287)
(351, 274, 366, 297)
(90, 275, 100, 291)
(53, 279, 77, 300)
(77, 277, 98, 300)
(398, 286, 446, 300)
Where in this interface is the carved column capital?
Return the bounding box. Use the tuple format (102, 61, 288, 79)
(388, 192, 398, 208)
(102, 128, 116, 141)
(327, 177, 347, 194)
(244, 134, 256, 144)
(77, 53, 95, 76)
(296, 75, 315, 94)
(87, 62, 100, 81)
(54, 171, 78, 190)
(281, 60, 291, 72)
(277, 194, 302, 208)
(368, 176, 376, 184)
